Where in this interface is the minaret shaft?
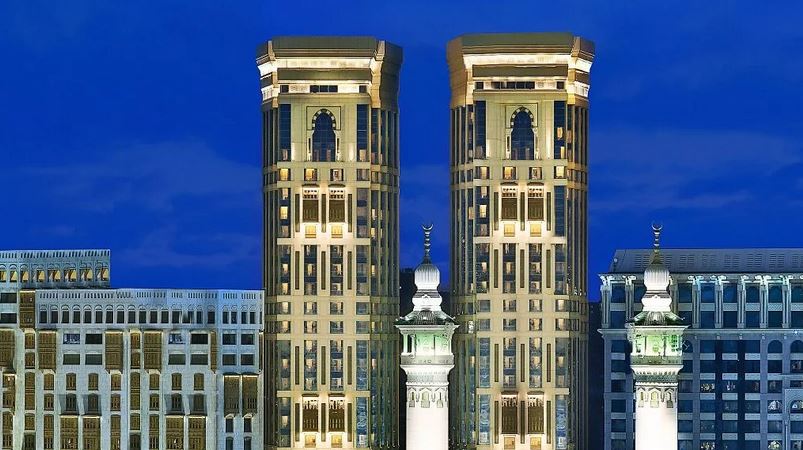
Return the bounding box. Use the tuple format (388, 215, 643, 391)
(627, 226, 687, 450)
(396, 225, 457, 450)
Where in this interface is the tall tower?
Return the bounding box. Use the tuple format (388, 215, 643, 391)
(447, 33, 594, 450)
(257, 36, 403, 450)
(397, 226, 458, 450)
(626, 226, 686, 450)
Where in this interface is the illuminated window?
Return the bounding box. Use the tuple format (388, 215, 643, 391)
(305, 225, 316, 238)
(502, 166, 516, 180)
(278, 169, 290, 181)
(304, 168, 318, 181)
(504, 223, 515, 237)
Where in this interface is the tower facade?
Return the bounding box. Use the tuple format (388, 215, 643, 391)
(257, 37, 402, 449)
(625, 227, 686, 450)
(447, 33, 594, 450)
(397, 226, 457, 450)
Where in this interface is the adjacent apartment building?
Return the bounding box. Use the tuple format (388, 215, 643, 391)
(0, 250, 263, 450)
(257, 36, 402, 449)
(447, 33, 594, 450)
(600, 248, 803, 450)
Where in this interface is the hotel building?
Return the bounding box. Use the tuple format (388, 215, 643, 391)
(447, 33, 594, 450)
(600, 247, 803, 450)
(0, 249, 263, 450)
(257, 37, 402, 449)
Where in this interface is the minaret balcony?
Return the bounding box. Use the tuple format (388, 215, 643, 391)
(400, 354, 454, 367)
(631, 354, 682, 366)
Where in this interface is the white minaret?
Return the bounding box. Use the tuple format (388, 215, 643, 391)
(627, 225, 688, 450)
(396, 225, 457, 450)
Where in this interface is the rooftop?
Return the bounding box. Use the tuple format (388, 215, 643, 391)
(606, 248, 803, 274)
(448, 32, 594, 59)
(257, 35, 402, 62)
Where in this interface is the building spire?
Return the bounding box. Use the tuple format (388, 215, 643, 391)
(422, 224, 433, 263)
(651, 222, 663, 264)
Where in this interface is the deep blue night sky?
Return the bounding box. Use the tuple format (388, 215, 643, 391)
(2, 1, 803, 298)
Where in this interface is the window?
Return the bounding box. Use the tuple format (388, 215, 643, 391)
(310, 84, 337, 93)
(303, 189, 319, 222)
(66, 373, 76, 390)
(510, 109, 535, 160)
(312, 110, 336, 161)
(223, 334, 237, 345)
(149, 394, 159, 411)
(171, 374, 182, 390)
(501, 187, 517, 220)
(223, 354, 237, 366)
(194, 374, 204, 391)
(88, 374, 99, 390)
(170, 394, 182, 413)
(527, 187, 544, 220)
(150, 373, 160, 389)
(304, 302, 317, 315)
(241, 334, 254, 345)
(190, 333, 208, 345)
(329, 188, 346, 222)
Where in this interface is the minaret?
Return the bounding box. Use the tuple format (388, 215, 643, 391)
(396, 225, 457, 450)
(626, 225, 687, 450)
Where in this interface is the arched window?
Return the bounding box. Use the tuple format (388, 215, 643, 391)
(312, 111, 336, 162)
(649, 390, 659, 408)
(768, 340, 783, 354)
(792, 340, 803, 353)
(510, 109, 534, 160)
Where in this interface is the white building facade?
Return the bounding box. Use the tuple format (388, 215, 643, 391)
(0, 250, 263, 450)
(601, 244, 803, 450)
(396, 226, 457, 450)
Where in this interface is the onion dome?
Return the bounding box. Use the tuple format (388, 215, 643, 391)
(643, 224, 670, 292)
(414, 224, 440, 291)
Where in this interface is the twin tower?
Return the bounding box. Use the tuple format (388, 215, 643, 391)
(258, 34, 595, 450)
